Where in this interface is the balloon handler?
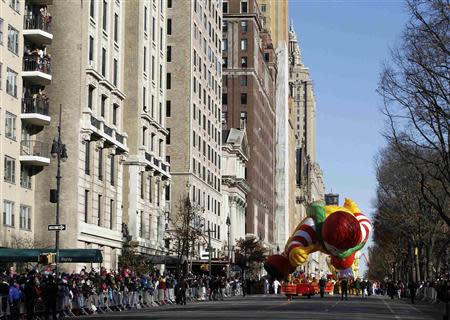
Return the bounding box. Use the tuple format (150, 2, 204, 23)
(265, 198, 371, 280)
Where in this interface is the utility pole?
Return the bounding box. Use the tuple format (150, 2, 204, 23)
(50, 104, 68, 277)
(226, 216, 231, 279)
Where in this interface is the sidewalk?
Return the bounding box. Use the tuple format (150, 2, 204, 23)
(398, 297, 448, 320)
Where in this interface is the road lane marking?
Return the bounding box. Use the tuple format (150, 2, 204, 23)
(382, 297, 401, 319)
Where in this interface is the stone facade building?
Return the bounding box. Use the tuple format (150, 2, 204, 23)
(122, 0, 171, 257)
(222, 0, 276, 245)
(221, 128, 249, 257)
(34, 0, 129, 270)
(0, 0, 53, 248)
(166, 0, 224, 257)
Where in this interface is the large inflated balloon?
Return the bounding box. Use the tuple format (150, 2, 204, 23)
(264, 198, 371, 279)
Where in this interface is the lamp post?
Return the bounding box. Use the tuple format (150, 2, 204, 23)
(50, 104, 68, 277)
(226, 216, 231, 278)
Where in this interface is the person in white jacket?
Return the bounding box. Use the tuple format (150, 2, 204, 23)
(273, 279, 281, 294)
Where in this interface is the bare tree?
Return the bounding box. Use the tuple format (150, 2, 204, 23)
(377, 0, 450, 227)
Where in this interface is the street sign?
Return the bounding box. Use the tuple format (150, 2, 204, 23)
(48, 224, 66, 231)
(200, 250, 209, 260)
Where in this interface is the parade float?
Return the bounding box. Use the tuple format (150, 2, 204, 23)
(265, 198, 372, 298)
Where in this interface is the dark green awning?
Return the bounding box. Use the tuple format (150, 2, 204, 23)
(0, 248, 102, 263)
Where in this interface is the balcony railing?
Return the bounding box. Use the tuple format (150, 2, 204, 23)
(20, 140, 50, 158)
(116, 133, 125, 144)
(104, 124, 113, 137)
(22, 97, 49, 115)
(90, 116, 101, 129)
(24, 14, 51, 32)
(23, 55, 51, 74)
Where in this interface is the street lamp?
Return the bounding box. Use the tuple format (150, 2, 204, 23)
(226, 216, 231, 278)
(51, 104, 68, 277)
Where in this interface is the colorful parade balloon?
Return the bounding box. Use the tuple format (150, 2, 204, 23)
(265, 198, 371, 279)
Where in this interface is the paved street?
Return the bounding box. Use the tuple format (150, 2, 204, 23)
(84, 295, 444, 320)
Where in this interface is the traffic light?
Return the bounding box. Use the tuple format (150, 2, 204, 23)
(38, 253, 56, 265)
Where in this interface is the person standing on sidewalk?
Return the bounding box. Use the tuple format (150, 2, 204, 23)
(408, 282, 417, 304)
(273, 279, 281, 295)
(7, 280, 21, 320)
(340, 278, 348, 301)
(319, 278, 326, 298)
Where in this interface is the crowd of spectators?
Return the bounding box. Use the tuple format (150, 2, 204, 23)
(0, 266, 243, 320)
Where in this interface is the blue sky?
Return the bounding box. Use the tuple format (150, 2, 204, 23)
(289, 0, 409, 274)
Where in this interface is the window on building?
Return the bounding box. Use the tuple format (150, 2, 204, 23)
(159, 139, 163, 157)
(3, 200, 14, 227)
(85, 141, 90, 175)
(102, 0, 108, 31)
(167, 46, 172, 62)
(240, 75, 248, 86)
(240, 93, 247, 104)
(148, 176, 153, 203)
(113, 103, 118, 125)
(7, 25, 18, 54)
(152, 17, 156, 40)
(222, 21, 228, 33)
(222, 39, 228, 51)
(90, 0, 95, 18)
(89, 36, 94, 62)
(114, 13, 119, 42)
(166, 73, 171, 89)
(240, 112, 247, 129)
(159, 65, 163, 89)
(264, 52, 270, 62)
(4, 156, 15, 184)
(159, 103, 162, 124)
(140, 172, 145, 199)
(222, 57, 228, 68)
(222, 1, 228, 13)
(19, 205, 31, 230)
(109, 199, 114, 229)
(101, 48, 107, 76)
(166, 100, 171, 117)
(142, 126, 147, 146)
(6, 68, 17, 97)
(84, 190, 89, 222)
(144, 6, 148, 31)
(98, 148, 103, 180)
(241, 56, 248, 67)
(160, 27, 163, 51)
(240, 39, 247, 50)
(87, 85, 95, 110)
(5, 112, 16, 140)
(241, 21, 248, 32)
(113, 58, 118, 86)
(222, 93, 227, 104)
(143, 87, 147, 111)
(241, 1, 248, 13)
(9, 0, 19, 12)
(110, 155, 115, 186)
(20, 165, 32, 189)
(260, 4, 267, 12)
(139, 210, 143, 237)
(101, 95, 107, 117)
(167, 18, 172, 35)
(168, 0, 172, 8)
(166, 128, 171, 144)
(151, 56, 155, 80)
(151, 132, 155, 151)
(97, 194, 102, 226)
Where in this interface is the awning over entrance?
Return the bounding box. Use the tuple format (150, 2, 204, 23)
(0, 248, 103, 263)
(146, 255, 187, 265)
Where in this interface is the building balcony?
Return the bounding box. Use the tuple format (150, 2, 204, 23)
(143, 151, 170, 179)
(81, 112, 128, 154)
(23, 14, 53, 45)
(20, 98, 50, 126)
(20, 140, 50, 166)
(22, 56, 52, 85)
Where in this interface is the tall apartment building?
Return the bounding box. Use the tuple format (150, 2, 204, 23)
(34, 0, 129, 270)
(166, 0, 224, 257)
(122, 0, 170, 257)
(289, 24, 327, 277)
(222, 0, 276, 245)
(0, 0, 53, 248)
(257, 0, 295, 251)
